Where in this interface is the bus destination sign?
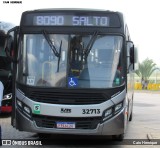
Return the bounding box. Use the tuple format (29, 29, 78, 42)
(33, 15, 109, 27)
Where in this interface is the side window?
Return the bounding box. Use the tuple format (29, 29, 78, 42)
(0, 30, 6, 56)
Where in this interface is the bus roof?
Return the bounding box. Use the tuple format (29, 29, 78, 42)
(24, 8, 120, 13)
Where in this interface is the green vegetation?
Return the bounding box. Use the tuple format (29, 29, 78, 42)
(135, 58, 158, 89)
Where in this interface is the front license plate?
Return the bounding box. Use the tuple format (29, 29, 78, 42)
(56, 122, 75, 129)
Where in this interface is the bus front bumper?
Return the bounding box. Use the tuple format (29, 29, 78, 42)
(16, 107, 125, 136)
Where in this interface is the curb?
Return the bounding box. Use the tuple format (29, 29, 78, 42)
(147, 133, 160, 141)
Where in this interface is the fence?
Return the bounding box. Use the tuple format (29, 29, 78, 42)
(134, 83, 160, 90)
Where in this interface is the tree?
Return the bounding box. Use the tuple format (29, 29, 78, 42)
(135, 58, 158, 89)
(0, 21, 14, 32)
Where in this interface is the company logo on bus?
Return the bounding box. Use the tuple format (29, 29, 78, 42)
(61, 108, 71, 113)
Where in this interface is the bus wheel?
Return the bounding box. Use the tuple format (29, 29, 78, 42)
(129, 110, 133, 121)
(112, 134, 124, 141)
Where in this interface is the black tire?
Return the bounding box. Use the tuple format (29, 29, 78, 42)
(129, 110, 133, 121)
(129, 99, 133, 121)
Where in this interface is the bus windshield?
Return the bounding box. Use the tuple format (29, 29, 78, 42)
(17, 33, 124, 88)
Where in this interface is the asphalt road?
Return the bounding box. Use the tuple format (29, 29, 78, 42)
(1, 92, 160, 147)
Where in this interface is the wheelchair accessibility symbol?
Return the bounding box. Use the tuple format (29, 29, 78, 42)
(68, 77, 78, 87)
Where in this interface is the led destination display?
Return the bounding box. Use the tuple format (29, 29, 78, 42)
(21, 11, 121, 27)
(33, 15, 109, 27)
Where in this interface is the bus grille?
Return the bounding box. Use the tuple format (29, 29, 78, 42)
(29, 91, 108, 105)
(33, 115, 102, 129)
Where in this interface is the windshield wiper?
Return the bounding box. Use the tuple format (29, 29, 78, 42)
(57, 40, 62, 72)
(85, 31, 99, 56)
(42, 30, 60, 57)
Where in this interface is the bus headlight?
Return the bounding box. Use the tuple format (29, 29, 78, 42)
(17, 100, 22, 108)
(115, 102, 123, 113)
(17, 99, 31, 118)
(103, 108, 113, 121)
(23, 104, 31, 117)
(103, 102, 123, 121)
(24, 106, 31, 114)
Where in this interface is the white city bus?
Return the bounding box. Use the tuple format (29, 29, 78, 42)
(5, 9, 137, 140)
